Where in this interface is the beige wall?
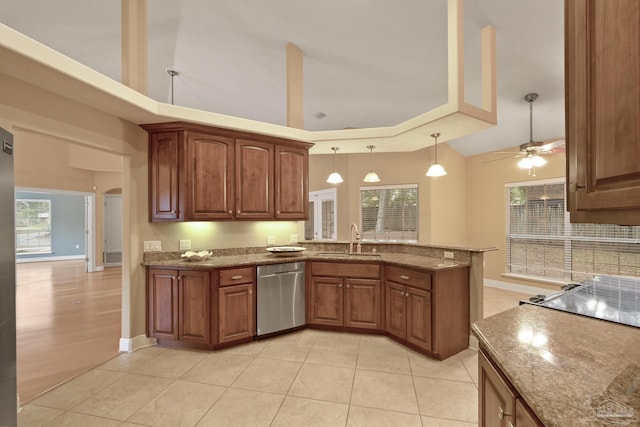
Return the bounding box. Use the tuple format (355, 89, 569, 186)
(465, 147, 566, 291)
(309, 144, 467, 246)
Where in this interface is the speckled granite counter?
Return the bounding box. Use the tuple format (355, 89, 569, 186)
(472, 304, 640, 427)
(143, 250, 467, 272)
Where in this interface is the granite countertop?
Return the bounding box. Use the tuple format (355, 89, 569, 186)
(143, 250, 468, 272)
(472, 304, 640, 427)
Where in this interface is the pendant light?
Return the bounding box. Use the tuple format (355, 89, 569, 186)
(326, 147, 344, 184)
(363, 145, 381, 183)
(426, 133, 447, 177)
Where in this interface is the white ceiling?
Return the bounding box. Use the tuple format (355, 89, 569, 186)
(0, 0, 565, 156)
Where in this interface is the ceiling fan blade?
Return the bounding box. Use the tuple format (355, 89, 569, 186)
(540, 138, 565, 151)
(483, 154, 519, 164)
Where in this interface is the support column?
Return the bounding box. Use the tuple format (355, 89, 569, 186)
(121, 0, 148, 94)
(286, 42, 304, 129)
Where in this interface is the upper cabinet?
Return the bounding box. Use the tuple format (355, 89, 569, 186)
(142, 122, 312, 222)
(565, 0, 640, 225)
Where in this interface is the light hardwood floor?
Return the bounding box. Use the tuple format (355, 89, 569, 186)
(16, 260, 122, 405)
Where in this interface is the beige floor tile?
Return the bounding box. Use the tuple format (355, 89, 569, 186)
(29, 369, 125, 410)
(195, 388, 284, 427)
(350, 370, 419, 414)
(314, 331, 361, 347)
(257, 341, 312, 362)
(422, 416, 478, 426)
(266, 329, 319, 347)
(231, 358, 302, 394)
(127, 380, 225, 426)
(181, 352, 253, 386)
(98, 346, 167, 372)
(288, 364, 354, 403)
(358, 335, 407, 357)
(271, 396, 348, 427)
(132, 349, 206, 379)
(357, 350, 411, 374)
(305, 345, 358, 368)
(408, 352, 473, 382)
(41, 412, 121, 426)
(71, 373, 173, 421)
(456, 348, 479, 384)
(346, 405, 422, 427)
(17, 404, 64, 426)
(414, 377, 478, 423)
(220, 340, 267, 357)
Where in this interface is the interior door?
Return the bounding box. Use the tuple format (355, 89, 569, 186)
(104, 194, 122, 267)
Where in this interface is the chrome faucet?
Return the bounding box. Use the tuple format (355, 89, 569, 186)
(349, 223, 361, 253)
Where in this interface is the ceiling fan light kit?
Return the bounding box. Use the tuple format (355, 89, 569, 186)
(426, 133, 447, 177)
(326, 147, 344, 184)
(363, 145, 381, 183)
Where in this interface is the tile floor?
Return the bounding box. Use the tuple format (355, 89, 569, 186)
(17, 286, 531, 427)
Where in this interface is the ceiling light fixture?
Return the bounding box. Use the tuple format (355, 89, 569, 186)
(166, 68, 179, 105)
(426, 133, 447, 177)
(363, 145, 381, 183)
(518, 93, 548, 176)
(326, 147, 343, 184)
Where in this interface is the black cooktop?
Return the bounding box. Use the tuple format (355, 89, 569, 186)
(524, 275, 640, 328)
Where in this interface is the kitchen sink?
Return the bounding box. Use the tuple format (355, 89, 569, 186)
(315, 252, 382, 258)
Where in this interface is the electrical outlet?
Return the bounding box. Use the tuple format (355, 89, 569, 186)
(143, 240, 162, 252)
(267, 235, 276, 245)
(444, 251, 455, 259)
(179, 239, 191, 250)
(289, 234, 299, 244)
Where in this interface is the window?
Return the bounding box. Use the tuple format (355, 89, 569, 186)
(306, 189, 337, 240)
(16, 199, 52, 254)
(360, 184, 418, 242)
(506, 179, 640, 282)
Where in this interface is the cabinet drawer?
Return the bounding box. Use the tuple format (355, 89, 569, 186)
(219, 267, 254, 286)
(385, 266, 431, 291)
(311, 262, 380, 279)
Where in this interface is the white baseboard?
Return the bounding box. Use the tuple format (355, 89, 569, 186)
(119, 335, 157, 353)
(468, 334, 479, 350)
(484, 278, 552, 296)
(94, 266, 104, 272)
(16, 255, 85, 263)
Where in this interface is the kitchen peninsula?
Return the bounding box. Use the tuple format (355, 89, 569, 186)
(144, 242, 495, 360)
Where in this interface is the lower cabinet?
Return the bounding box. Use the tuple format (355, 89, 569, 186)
(218, 266, 255, 344)
(147, 268, 211, 346)
(479, 348, 543, 427)
(385, 281, 432, 352)
(309, 262, 381, 330)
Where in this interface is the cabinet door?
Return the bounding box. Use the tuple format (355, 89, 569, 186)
(235, 139, 274, 219)
(309, 276, 343, 326)
(479, 350, 516, 427)
(344, 278, 380, 329)
(385, 282, 406, 339)
(274, 145, 308, 219)
(406, 287, 432, 351)
(219, 283, 255, 343)
(148, 131, 183, 222)
(147, 269, 179, 339)
(185, 132, 234, 220)
(178, 270, 211, 345)
(566, 0, 640, 224)
(515, 398, 543, 427)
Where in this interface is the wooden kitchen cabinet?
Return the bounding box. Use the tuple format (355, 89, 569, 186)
(309, 262, 381, 330)
(565, 0, 640, 225)
(147, 268, 212, 346)
(141, 122, 312, 222)
(217, 267, 256, 344)
(479, 349, 543, 427)
(385, 265, 469, 359)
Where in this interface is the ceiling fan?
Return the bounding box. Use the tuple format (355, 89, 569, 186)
(486, 93, 565, 176)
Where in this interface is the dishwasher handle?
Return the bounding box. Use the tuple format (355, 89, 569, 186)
(258, 270, 303, 279)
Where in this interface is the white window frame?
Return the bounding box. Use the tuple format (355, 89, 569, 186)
(306, 188, 337, 241)
(15, 198, 52, 255)
(360, 183, 418, 243)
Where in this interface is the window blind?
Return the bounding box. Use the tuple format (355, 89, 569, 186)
(505, 179, 640, 282)
(360, 184, 418, 242)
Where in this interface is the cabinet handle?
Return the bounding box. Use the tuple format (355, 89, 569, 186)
(276, 211, 280, 214)
(228, 210, 233, 214)
(231, 275, 243, 280)
(569, 182, 585, 192)
(400, 275, 410, 280)
(405, 292, 409, 298)
(339, 283, 342, 288)
(346, 284, 350, 288)
(249, 289, 252, 294)
(498, 407, 512, 420)
(400, 291, 404, 296)
(177, 276, 181, 281)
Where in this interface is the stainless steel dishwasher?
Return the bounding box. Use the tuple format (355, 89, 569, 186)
(256, 262, 305, 336)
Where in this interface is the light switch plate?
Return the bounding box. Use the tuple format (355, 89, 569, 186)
(144, 241, 162, 252)
(179, 240, 191, 250)
(444, 251, 455, 259)
(267, 235, 276, 245)
(289, 234, 299, 244)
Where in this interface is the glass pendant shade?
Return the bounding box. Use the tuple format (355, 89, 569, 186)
(363, 145, 381, 182)
(426, 133, 447, 177)
(518, 156, 533, 169)
(326, 147, 343, 184)
(531, 154, 547, 167)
